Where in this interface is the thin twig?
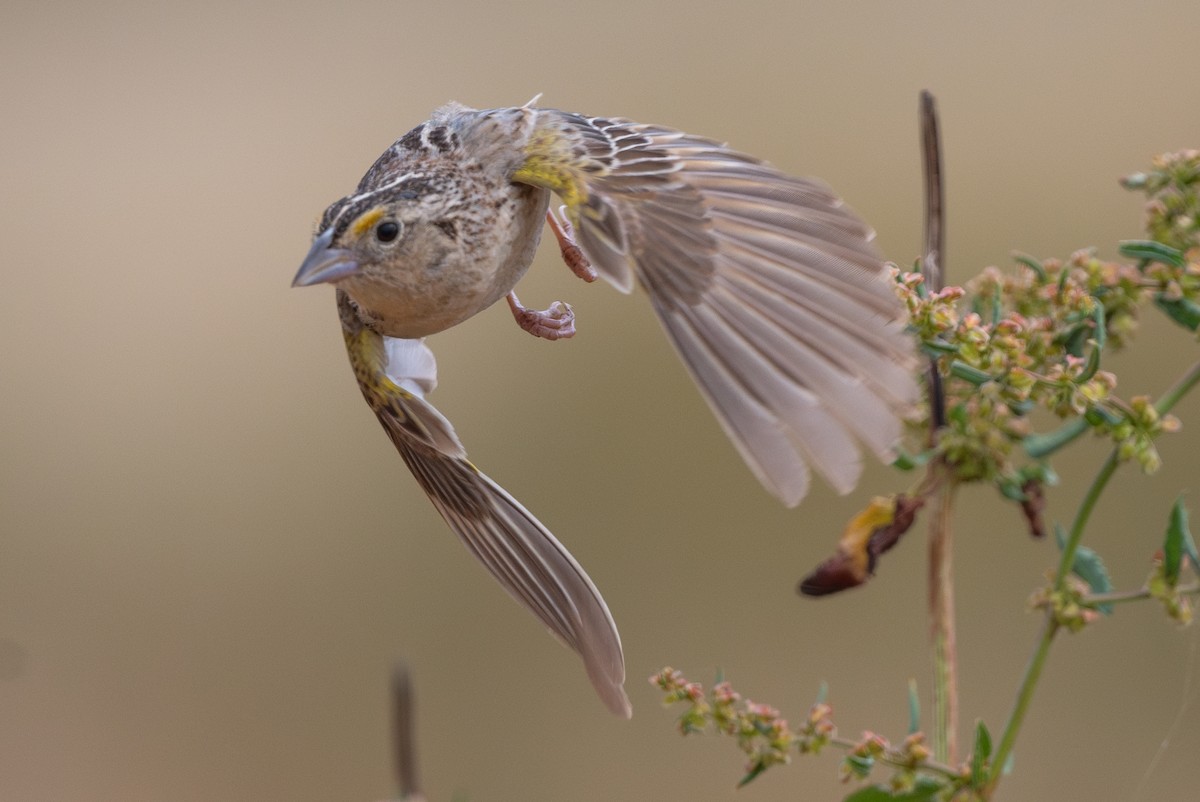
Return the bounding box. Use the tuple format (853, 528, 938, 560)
(827, 735, 961, 780)
(929, 482, 959, 764)
(920, 90, 947, 436)
(391, 663, 423, 801)
(1084, 582, 1200, 606)
(919, 90, 959, 765)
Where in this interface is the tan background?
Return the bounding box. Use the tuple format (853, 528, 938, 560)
(3, 1, 1200, 800)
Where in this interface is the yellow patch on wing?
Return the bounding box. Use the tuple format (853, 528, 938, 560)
(513, 131, 589, 211)
(349, 206, 386, 238)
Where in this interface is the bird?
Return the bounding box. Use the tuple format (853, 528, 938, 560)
(292, 98, 920, 719)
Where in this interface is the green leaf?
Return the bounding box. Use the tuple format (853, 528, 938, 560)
(1163, 497, 1192, 585)
(1070, 304, 1107, 384)
(893, 450, 932, 471)
(907, 679, 920, 735)
(1083, 405, 1125, 427)
(1090, 302, 1107, 350)
(844, 753, 875, 779)
(737, 760, 768, 788)
(1076, 339, 1102, 383)
(1182, 512, 1200, 573)
(1154, 295, 1200, 332)
(1063, 323, 1089, 358)
(912, 262, 929, 299)
(843, 787, 898, 802)
(950, 360, 992, 385)
(815, 680, 829, 705)
(1024, 418, 1088, 459)
(1119, 239, 1186, 268)
(1021, 462, 1059, 487)
(842, 778, 943, 802)
(1073, 548, 1114, 614)
(921, 338, 960, 356)
(1055, 523, 1114, 614)
(1122, 172, 1149, 190)
(1006, 398, 1035, 416)
(997, 477, 1028, 502)
(1056, 263, 1071, 299)
(970, 721, 993, 786)
(1012, 251, 1047, 280)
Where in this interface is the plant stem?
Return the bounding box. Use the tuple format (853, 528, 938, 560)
(929, 481, 959, 764)
(987, 450, 1117, 792)
(1053, 452, 1121, 587)
(1084, 581, 1200, 606)
(1052, 359, 1200, 596)
(983, 617, 1059, 795)
(1155, 359, 1200, 415)
(918, 91, 957, 767)
(920, 93, 948, 438)
(987, 359, 1200, 793)
(827, 735, 960, 780)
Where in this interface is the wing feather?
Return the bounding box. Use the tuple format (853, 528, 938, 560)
(337, 291, 629, 717)
(652, 298, 814, 504)
(519, 110, 919, 506)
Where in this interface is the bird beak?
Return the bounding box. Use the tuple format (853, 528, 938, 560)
(291, 228, 360, 287)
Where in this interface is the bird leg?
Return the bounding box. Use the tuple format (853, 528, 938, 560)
(546, 206, 597, 283)
(506, 292, 577, 340)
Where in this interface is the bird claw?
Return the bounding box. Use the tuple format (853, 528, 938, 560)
(507, 292, 577, 340)
(546, 206, 597, 283)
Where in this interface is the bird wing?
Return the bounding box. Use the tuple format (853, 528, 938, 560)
(336, 290, 629, 717)
(512, 110, 919, 506)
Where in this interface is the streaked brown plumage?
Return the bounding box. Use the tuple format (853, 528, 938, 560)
(293, 99, 919, 717)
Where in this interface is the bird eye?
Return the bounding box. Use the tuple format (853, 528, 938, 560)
(375, 220, 401, 243)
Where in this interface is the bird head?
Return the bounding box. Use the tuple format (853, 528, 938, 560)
(292, 196, 414, 288)
(292, 166, 463, 290)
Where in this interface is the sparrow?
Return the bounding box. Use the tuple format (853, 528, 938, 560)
(293, 98, 919, 718)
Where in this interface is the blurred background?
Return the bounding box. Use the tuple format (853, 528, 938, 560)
(3, 1, 1200, 800)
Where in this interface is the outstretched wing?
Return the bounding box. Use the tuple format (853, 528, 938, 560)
(336, 291, 629, 718)
(513, 110, 919, 506)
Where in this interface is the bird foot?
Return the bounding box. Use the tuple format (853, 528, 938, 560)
(546, 206, 597, 283)
(507, 292, 577, 340)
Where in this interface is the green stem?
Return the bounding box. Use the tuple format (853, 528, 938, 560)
(987, 358, 1200, 793)
(987, 450, 1117, 792)
(1053, 452, 1121, 588)
(983, 617, 1059, 794)
(1023, 417, 1089, 459)
(1053, 361, 1200, 600)
(827, 735, 960, 780)
(1155, 359, 1200, 416)
(1084, 581, 1200, 606)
